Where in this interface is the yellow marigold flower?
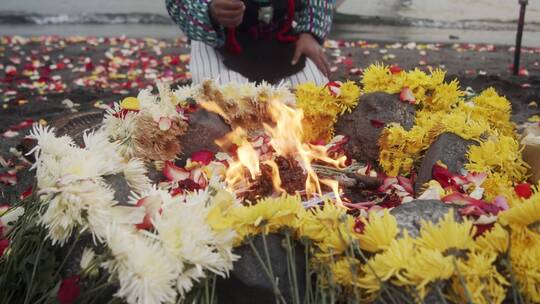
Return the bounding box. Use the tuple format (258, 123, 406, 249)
(329, 257, 361, 287)
(500, 194, 540, 227)
(228, 194, 302, 243)
(357, 209, 398, 252)
(416, 210, 476, 254)
(481, 173, 515, 202)
(466, 134, 529, 184)
(424, 79, 464, 111)
(358, 232, 415, 295)
(335, 81, 361, 114)
(510, 243, 540, 303)
(451, 251, 508, 304)
(403, 68, 431, 90)
(429, 68, 447, 88)
(474, 223, 509, 254)
(326, 258, 377, 302)
(472, 88, 512, 121)
(302, 114, 336, 142)
(206, 188, 236, 231)
(295, 81, 360, 142)
(298, 202, 356, 255)
(361, 63, 398, 93)
(403, 248, 455, 299)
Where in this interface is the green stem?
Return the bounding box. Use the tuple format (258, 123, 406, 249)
(435, 283, 449, 304)
(356, 248, 399, 304)
(453, 258, 474, 304)
(79, 282, 113, 301)
(24, 237, 46, 304)
(247, 238, 286, 303)
(261, 233, 285, 304)
(285, 232, 300, 304)
(53, 233, 82, 279)
(304, 241, 313, 304)
(210, 274, 217, 304)
(504, 229, 524, 304)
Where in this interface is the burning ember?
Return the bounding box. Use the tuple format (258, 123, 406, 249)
(203, 98, 347, 203)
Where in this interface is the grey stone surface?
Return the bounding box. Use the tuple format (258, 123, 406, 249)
(104, 173, 132, 203)
(414, 132, 478, 193)
(178, 108, 231, 165)
(390, 200, 460, 238)
(335, 92, 416, 167)
(216, 234, 306, 304)
(52, 110, 104, 145)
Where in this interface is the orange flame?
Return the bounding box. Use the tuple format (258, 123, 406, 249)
(212, 97, 346, 201)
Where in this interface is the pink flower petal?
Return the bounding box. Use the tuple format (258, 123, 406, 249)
(135, 196, 162, 230)
(397, 176, 414, 194)
(0, 173, 17, 185)
(465, 172, 487, 187)
(400, 87, 416, 104)
(378, 177, 398, 192)
(158, 117, 172, 131)
(493, 196, 509, 211)
(163, 161, 190, 182)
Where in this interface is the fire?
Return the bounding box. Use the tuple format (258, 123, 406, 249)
(204, 98, 347, 203)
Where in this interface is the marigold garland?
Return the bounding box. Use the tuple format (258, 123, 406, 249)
(295, 81, 360, 142)
(364, 64, 527, 202)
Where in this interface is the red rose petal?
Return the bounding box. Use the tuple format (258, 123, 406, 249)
(19, 186, 33, 200)
(473, 223, 494, 238)
(370, 119, 385, 128)
(58, 276, 81, 304)
(514, 183, 533, 199)
(389, 65, 402, 74)
(191, 150, 215, 165)
(0, 239, 9, 257)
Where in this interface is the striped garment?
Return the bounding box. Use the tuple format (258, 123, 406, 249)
(190, 40, 328, 86)
(165, 0, 335, 47)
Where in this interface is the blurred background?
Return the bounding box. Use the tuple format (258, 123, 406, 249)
(1, 0, 540, 46)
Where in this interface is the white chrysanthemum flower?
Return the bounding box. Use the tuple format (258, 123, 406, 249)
(138, 82, 186, 122)
(270, 81, 296, 106)
(221, 82, 257, 102)
(28, 125, 78, 165)
(102, 107, 139, 158)
(80, 247, 96, 270)
(104, 225, 179, 304)
(35, 154, 63, 189)
(0, 207, 24, 235)
(122, 158, 151, 194)
(39, 179, 116, 245)
(172, 84, 197, 103)
(177, 265, 205, 297)
(154, 190, 238, 282)
(81, 130, 125, 176)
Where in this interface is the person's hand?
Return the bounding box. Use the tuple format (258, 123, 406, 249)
(292, 33, 331, 78)
(209, 0, 245, 28)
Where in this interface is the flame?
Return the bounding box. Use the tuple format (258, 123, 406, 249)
(216, 127, 260, 192)
(212, 97, 346, 202)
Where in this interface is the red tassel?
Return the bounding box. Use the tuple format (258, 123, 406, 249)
(226, 27, 242, 54)
(276, 0, 298, 43)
